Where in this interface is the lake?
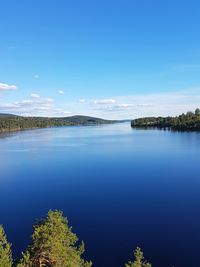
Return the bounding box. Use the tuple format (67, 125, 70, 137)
(0, 123, 200, 267)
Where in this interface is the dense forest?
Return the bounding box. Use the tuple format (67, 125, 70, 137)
(0, 210, 151, 267)
(131, 108, 200, 130)
(0, 114, 116, 133)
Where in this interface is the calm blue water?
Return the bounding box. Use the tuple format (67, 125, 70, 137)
(0, 123, 200, 267)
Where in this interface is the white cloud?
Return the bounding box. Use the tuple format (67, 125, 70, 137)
(94, 103, 134, 112)
(0, 83, 17, 91)
(58, 90, 64, 95)
(14, 96, 54, 109)
(30, 93, 40, 99)
(33, 74, 40, 79)
(0, 103, 16, 109)
(94, 99, 116, 105)
(53, 109, 71, 116)
(0, 94, 69, 117)
(78, 99, 86, 103)
(0, 88, 200, 119)
(115, 104, 133, 109)
(82, 88, 200, 119)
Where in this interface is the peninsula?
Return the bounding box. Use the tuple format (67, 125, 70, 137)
(131, 108, 200, 131)
(0, 114, 116, 133)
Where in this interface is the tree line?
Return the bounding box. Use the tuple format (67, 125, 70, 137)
(131, 108, 200, 130)
(0, 210, 151, 267)
(0, 115, 115, 133)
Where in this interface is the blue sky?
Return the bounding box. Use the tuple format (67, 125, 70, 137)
(0, 0, 200, 119)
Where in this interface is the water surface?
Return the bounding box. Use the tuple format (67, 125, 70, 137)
(0, 123, 200, 267)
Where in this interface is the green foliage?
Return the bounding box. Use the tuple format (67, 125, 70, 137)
(0, 114, 115, 133)
(0, 225, 12, 267)
(17, 251, 31, 267)
(18, 210, 92, 267)
(0, 211, 154, 267)
(131, 108, 200, 131)
(195, 108, 200, 116)
(125, 247, 152, 267)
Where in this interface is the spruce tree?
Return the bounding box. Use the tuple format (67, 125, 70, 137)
(0, 225, 12, 267)
(195, 108, 200, 116)
(18, 210, 92, 267)
(125, 247, 152, 267)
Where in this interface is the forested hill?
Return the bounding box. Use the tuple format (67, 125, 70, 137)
(0, 113, 17, 117)
(131, 108, 200, 131)
(0, 114, 116, 132)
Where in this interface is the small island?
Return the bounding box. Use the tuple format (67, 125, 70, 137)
(0, 114, 116, 133)
(131, 108, 200, 131)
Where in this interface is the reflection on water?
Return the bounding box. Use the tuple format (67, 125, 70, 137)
(0, 123, 200, 267)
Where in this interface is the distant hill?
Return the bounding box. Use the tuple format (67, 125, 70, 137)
(131, 108, 200, 131)
(0, 114, 117, 133)
(0, 113, 17, 117)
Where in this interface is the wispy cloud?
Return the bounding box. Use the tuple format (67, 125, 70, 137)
(81, 88, 200, 119)
(33, 74, 40, 79)
(0, 94, 70, 117)
(30, 93, 40, 98)
(0, 88, 199, 119)
(94, 99, 116, 105)
(78, 99, 86, 103)
(58, 90, 64, 95)
(113, 104, 133, 109)
(99, 89, 200, 119)
(94, 103, 134, 112)
(0, 83, 17, 91)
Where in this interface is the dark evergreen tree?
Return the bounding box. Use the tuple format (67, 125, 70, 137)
(195, 108, 200, 116)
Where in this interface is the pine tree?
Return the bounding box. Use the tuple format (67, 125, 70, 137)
(195, 108, 200, 116)
(0, 225, 12, 267)
(125, 247, 152, 267)
(18, 210, 92, 267)
(17, 251, 32, 267)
